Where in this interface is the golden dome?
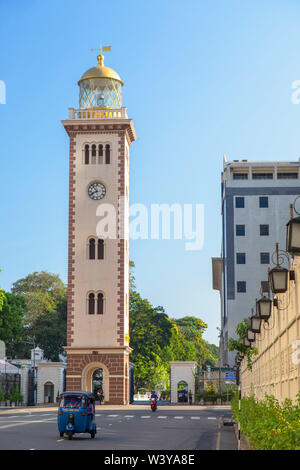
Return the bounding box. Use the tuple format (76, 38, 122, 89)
(78, 54, 123, 86)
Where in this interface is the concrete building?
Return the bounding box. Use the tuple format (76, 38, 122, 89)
(62, 49, 136, 404)
(170, 361, 197, 403)
(213, 158, 300, 365)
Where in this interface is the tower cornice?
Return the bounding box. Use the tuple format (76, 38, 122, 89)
(62, 118, 137, 144)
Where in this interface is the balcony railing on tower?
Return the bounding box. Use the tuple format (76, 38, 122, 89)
(68, 107, 128, 120)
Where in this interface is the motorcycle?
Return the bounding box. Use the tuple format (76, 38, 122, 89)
(150, 397, 157, 412)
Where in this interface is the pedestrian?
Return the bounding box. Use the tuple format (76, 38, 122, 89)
(97, 388, 104, 405)
(189, 390, 193, 405)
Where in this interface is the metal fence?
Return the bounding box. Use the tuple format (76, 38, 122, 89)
(0, 373, 21, 402)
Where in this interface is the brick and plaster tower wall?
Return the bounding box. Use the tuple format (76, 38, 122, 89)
(62, 50, 136, 404)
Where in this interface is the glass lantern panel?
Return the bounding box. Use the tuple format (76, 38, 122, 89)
(259, 299, 272, 317)
(247, 329, 255, 341)
(290, 221, 300, 252)
(272, 270, 287, 292)
(251, 317, 261, 332)
(79, 78, 122, 109)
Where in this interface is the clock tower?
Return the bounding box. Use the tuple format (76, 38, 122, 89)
(62, 50, 136, 404)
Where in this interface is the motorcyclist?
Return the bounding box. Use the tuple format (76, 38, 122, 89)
(150, 391, 158, 402)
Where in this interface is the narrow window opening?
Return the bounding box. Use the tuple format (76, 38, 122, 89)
(98, 145, 103, 164)
(105, 144, 110, 164)
(88, 293, 95, 315)
(89, 238, 96, 259)
(97, 293, 104, 315)
(98, 239, 104, 260)
(92, 145, 97, 164)
(85, 145, 90, 164)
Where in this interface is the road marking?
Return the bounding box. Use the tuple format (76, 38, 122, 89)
(208, 417, 217, 420)
(216, 431, 221, 450)
(141, 416, 151, 419)
(191, 417, 200, 420)
(174, 416, 184, 419)
(107, 414, 118, 418)
(124, 415, 134, 418)
(0, 417, 55, 430)
(157, 416, 167, 419)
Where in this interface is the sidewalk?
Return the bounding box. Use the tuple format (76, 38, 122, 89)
(0, 403, 232, 413)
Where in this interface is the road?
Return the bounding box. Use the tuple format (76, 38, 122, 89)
(0, 403, 236, 451)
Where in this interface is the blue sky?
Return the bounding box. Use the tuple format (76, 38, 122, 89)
(1, 0, 300, 345)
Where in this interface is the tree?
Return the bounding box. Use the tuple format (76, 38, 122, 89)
(0, 269, 5, 312)
(0, 292, 27, 349)
(11, 271, 67, 324)
(129, 291, 175, 389)
(26, 297, 67, 361)
(172, 316, 217, 368)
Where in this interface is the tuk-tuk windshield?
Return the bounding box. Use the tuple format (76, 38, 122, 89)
(60, 394, 87, 409)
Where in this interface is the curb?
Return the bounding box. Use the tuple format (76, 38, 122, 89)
(233, 422, 253, 450)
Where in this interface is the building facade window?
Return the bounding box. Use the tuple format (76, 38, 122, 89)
(277, 172, 298, 179)
(105, 144, 110, 164)
(233, 173, 248, 180)
(261, 281, 270, 294)
(87, 292, 105, 315)
(83, 143, 111, 165)
(88, 237, 104, 260)
(85, 145, 90, 164)
(236, 253, 246, 264)
(88, 293, 95, 315)
(260, 252, 270, 264)
(253, 173, 273, 180)
(235, 197, 245, 208)
(259, 196, 269, 208)
(89, 238, 96, 259)
(97, 293, 104, 315)
(237, 281, 246, 293)
(236, 225, 245, 236)
(260, 224, 269, 236)
(98, 239, 104, 260)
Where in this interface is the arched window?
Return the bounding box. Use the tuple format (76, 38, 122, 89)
(89, 238, 96, 259)
(105, 144, 110, 164)
(85, 145, 90, 164)
(88, 293, 95, 315)
(97, 293, 104, 315)
(98, 239, 104, 260)
(98, 144, 103, 164)
(92, 145, 97, 164)
(44, 382, 54, 404)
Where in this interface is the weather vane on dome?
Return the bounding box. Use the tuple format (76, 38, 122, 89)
(90, 46, 111, 66)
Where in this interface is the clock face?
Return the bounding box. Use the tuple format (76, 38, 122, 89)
(88, 182, 106, 200)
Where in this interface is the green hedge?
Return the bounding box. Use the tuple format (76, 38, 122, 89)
(231, 393, 300, 450)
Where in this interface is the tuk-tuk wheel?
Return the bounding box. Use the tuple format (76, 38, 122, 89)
(67, 431, 73, 440)
(59, 432, 64, 437)
(91, 430, 95, 438)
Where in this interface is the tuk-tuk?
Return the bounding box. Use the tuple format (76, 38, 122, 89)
(57, 391, 97, 440)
